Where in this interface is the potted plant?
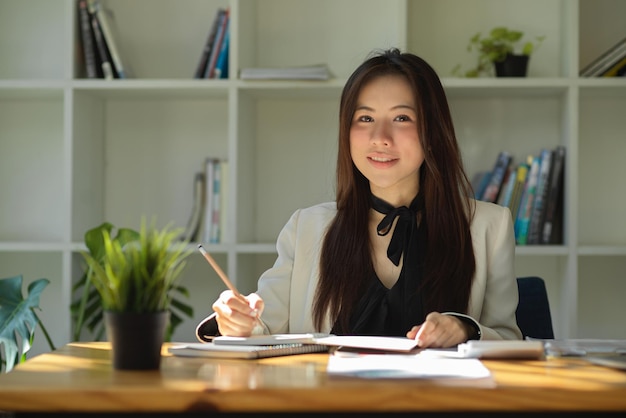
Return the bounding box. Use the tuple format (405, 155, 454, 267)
(71, 221, 194, 343)
(453, 26, 545, 77)
(80, 218, 193, 370)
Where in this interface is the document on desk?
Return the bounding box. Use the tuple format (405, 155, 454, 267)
(421, 340, 545, 359)
(327, 352, 494, 386)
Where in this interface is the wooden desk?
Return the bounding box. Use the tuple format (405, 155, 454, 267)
(1, 342, 626, 414)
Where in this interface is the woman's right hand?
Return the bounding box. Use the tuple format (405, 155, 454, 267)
(212, 290, 264, 337)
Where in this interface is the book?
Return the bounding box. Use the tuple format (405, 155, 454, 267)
(77, 0, 101, 79)
(90, 0, 127, 78)
(496, 164, 516, 208)
(201, 157, 220, 243)
(180, 172, 205, 242)
(508, 162, 530, 222)
(470, 170, 491, 200)
(515, 155, 541, 245)
(602, 55, 626, 77)
(213, 24, 230, 79)
(218, 160, 229, 243)
(88, 1, 117, 80)
(168, 342, 330, 359)
(194, 8, 224, 79)
(481, 151, 512, 203)
(209, 159, 221, 243)
(204, 8, 229, 79)
(527, 148, 554, 245)
(541, 145, 565, 244)
(580, 36, 626, 77)
(240, 64, 332, 80)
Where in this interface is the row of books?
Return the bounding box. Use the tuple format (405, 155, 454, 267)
(473, 146, 565, 245)
(77, 0, 128, 79)
(180, 158, 229, 244)
(580, 35, 626, 77)
(193, 8, 230, 79)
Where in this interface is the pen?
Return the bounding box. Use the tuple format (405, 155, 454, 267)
(198, 244, 241, 297)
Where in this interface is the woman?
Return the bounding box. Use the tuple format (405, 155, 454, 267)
(197, 48, 522, 348)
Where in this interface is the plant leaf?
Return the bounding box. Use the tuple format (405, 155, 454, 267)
(0, 275, 50, 373)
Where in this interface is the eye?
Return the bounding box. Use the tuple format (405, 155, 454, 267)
(394, 114, 412, 122)
(355, 115, 373, 123)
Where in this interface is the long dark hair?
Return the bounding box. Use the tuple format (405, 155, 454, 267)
(313, 48, 476, 332)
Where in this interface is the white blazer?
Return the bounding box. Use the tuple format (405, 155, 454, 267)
(197, 200, 523, 341)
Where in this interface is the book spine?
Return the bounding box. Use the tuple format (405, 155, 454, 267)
(471, 171, 491, 200)
(180, 172, 206, 242)
(515, 155, 540, 245)
(194, 8, 223, 79)
(77, 0, 100, 78)
(202, 158, 216, 243)
(219, 161, 229, 243)
(508, 162, 529, 222)
(580, 37, 626, 77)
(89, 4, 115, 80)
(601, 55, 626, 77)
(205, 8, 229, 79)
(482, 151, 512, 203)
(496, 165, 515, 208)
(210, 160, 221, 244)
(527, 149, 553, 245)
(213, 23, 230, 79)
(541, 146, 566, 244)
(92, 0, 126, 78)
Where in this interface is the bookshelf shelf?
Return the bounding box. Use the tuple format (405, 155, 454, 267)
(1, 0, 625, 357)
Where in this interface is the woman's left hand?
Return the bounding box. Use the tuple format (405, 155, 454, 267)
(406, 312, 471, 348)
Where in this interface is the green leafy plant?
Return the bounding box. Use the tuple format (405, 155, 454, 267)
(453, 26, 545, 77)
(0, 275, 55, 373)
(72, 220, 194, 342)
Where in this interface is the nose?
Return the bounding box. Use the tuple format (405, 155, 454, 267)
(371, 120, 392, 146)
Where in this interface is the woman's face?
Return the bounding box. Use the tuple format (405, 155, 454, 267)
(349, 74, 424, 206)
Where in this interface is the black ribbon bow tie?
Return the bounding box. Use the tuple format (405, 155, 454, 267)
(371, 194, 424, 267)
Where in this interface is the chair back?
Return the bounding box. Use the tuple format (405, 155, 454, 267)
(516, 276, 555, 339)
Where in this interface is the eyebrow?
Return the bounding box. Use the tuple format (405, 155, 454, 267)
(354, 104, 416, 112)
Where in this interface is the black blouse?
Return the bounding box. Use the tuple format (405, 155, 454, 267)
(333, 193, 427, 336)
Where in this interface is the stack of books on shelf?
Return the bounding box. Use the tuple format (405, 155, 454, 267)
(77, 0, 129, 79)
(239, 64, 332, 80)
(580, 36, 626, 78)
(472, 146, 565, 245)
(193, 8, 230, 79)
(180, 157, 229, 244)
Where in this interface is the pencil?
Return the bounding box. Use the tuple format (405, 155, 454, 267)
(197, 244, 241, 297)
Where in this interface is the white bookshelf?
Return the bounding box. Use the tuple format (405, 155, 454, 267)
(1, 0, 625, 357)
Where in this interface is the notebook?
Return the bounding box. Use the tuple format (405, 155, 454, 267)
(213, 333, 328, 346)
(168, 342, 330, 359)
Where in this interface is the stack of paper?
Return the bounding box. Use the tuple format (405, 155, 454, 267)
(326, 353, 494, 386)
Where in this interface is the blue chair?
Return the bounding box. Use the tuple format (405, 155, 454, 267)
(516, 276, 555, 339)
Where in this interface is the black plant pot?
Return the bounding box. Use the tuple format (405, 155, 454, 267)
(494, 54, 529, 77)
(104, 310, 169, 370)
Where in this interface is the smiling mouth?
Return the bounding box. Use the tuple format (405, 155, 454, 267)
(369, 156, 396, 163)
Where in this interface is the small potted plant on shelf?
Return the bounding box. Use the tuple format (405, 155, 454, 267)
(453, 26, 545, 77)
(80, 218, 193, 370)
